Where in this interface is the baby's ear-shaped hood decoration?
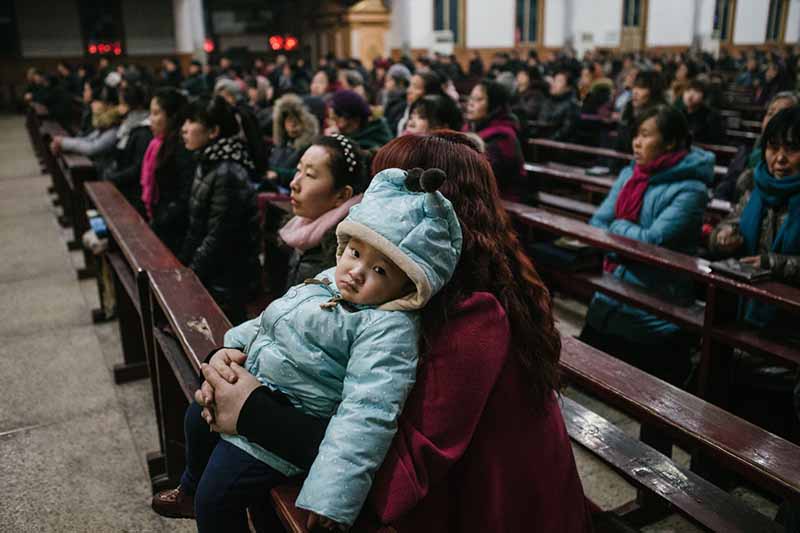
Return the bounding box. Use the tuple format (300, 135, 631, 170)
(335, 167, 463, 311)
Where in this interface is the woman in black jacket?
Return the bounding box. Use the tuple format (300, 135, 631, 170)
(102, 83, 152, 215)
(180, 97, 261, 323)
(148, 87, 196, 254)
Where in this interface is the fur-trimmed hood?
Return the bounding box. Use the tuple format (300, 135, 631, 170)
(272, 93, 319, 148)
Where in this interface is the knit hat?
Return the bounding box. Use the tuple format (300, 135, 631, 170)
(330, 89, 371, 121)
(387, 63, 412, 84)
(336, 167, 462, 311)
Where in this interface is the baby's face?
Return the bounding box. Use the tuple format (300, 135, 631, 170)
(335, 238, 412, 306)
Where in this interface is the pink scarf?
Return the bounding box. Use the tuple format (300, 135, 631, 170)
(614, 149, 688, 222)
(278, 195, 362, 252)
(140, 135, 164, 220)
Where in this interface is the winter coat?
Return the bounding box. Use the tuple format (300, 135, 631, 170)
(585, 148, 715, 342)
(368, 292, 592, 532)
(223, 167, 463, 525)
(470, 111, 526, 197)
(150, 144, 196, 254)
(350, 117, 393, 151)
(269, 94, 318, 186)
(284, 229, 339, 289)
(181, 73, 208, 98)
(102, 112, 152, 214)
(179, 137, 261, 293)
(383, 90, 407, 135)
(511, 86, 547, 124)
(676, 102, 725, 145)
(537, 90, 580, 142)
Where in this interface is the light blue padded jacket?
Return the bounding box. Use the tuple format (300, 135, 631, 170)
(585, 148, 714, 341)
(222, 167, 463, 525)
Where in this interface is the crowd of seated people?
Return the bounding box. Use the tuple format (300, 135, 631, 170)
(25, 44, 800, 531)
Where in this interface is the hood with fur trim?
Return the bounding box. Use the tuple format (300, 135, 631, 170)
(272, 93, 319, 148)
(335, 167, 462, 311)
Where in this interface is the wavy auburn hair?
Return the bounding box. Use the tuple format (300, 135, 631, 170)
(372, 131, 560, 405)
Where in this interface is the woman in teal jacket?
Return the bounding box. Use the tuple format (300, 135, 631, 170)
(580, 105, 715, 386)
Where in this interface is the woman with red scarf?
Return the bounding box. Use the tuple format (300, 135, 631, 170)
(580, 105, 715, 388)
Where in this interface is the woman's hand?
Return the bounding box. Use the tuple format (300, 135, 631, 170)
(50, 136, 62, 154)
(740, 255, 763, 268)
(307, 512, 349, 531)
(199, 362, 262, 435)
(715, 225, 744, 253)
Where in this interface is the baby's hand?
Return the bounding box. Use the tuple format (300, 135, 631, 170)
(208, 348, 247, 384)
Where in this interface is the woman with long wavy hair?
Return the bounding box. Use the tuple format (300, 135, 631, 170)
(186, 131, 591, 532)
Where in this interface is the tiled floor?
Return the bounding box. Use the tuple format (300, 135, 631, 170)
(0, 114, 778, 531)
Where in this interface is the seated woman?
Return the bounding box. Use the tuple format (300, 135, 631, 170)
(328, 90, 393, 151)
(101, 82, 152, 215)
(50, 85, 121, 170)
(403, 94, 463, 135)
(395, 71, 445, 136)
(179, 96, 261, 324)
(464, 79, 526, 199)
(194, 132, 592, 532)
(714, 91, 799, 203)
(709, 105, 800, 331)
(276, 135, 365, 289)
(265, 94, 319, 190)
(580, 105, 715, 387)
(674, 79, 724, 145)
(613, 70, 667, 170)
(146, 88, 196, 254)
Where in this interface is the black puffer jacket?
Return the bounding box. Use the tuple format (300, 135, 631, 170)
(151, 144, 196, 254)
(537, 90, 580, 142)
(179, 137, 261, 293)
(102, 122, 152, 215)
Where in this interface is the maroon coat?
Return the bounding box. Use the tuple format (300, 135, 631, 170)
(368, 292, 592, 532)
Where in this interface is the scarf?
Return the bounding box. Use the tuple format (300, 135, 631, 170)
(201, 136, 255, 172)
(615, 149, 688, 222)
(140, 135, 164, 220)
(747, 147, 763, 170)
(738, 161, 800, 327)
(278, 195, 362, 252)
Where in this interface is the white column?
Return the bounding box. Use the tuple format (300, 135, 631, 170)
(173, 0, 207, 60)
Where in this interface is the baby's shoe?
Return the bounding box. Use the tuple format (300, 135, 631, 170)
(151, 485, 195, 519)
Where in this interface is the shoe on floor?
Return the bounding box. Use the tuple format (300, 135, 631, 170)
(152, 486, 195, 519)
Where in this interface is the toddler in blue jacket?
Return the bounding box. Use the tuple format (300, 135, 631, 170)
(153, 165, 462, 532)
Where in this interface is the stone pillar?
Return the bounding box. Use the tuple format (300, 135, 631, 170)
(345, 0, 391, 65)
(306, 0, 390, 66)
(173, 0, 207, 65)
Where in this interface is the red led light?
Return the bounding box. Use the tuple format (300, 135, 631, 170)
(269, 35, 284, 51)
(203, 37, 215, 53)
(88, 44, 97, 54)
(285, 36, 298, 51)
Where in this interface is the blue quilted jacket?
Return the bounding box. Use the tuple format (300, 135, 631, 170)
(585, 148, 715, 341)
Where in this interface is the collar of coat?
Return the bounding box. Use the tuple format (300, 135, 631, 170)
(200, 136, 255, 172)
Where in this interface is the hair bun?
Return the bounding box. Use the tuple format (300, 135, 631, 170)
(405, 167, 446, 192)
(420, 168, 446, 192)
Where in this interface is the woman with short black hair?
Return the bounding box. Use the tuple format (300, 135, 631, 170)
(581, 105, 715, 387)
(710, 105, 800, 329)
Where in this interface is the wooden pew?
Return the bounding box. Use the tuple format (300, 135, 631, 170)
(694, 142, 738, 166)
(147, 267, 232, 491)
(84, 181, 181, 384)
(503, 202, 800, 413)
(57, 152, 97, 278)
(268, 336, 794, 533)
(527, 138, 728, 178)
(524, 162, 732, 223)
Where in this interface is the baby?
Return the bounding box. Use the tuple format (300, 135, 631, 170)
(153, 167, 462, 530)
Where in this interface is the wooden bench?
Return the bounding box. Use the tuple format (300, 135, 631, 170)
(503, 201, 800, 409)
(528, 138, 728, 178)
(84, 181, 181, 385)
(146, 267, 232, 491)
(268, 336, 793, 533)
(57, 152, 97, 279)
